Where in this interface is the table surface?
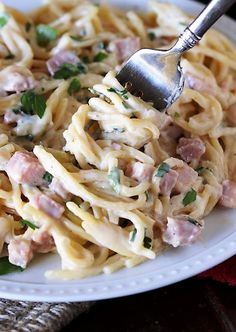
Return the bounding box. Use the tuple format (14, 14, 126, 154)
(62, 277, 236, 332)
(61, 2, 236, 331)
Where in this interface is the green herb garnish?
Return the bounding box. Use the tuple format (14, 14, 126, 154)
(81, 56, 90, 64)
(0, 13, 9, 29)
(174, 112, 180, 118)
(143, 236, 152, 249)
(0, 257, 24, 275)
(187, 217, 202, 227)
(113, 127, 125, 133)
(182, 188, 197, 206)
(107, 88, 116, 93)
(12, 106, 22, 114)
(4, 53, 15, 60)
(195, 166, 205, 174)
(122, 101, 129, 109)
(70, 35, 83, 42)
(21, 90, 46, 119)
(20, 219, 39, 230)
(155, 162, 170, 177)
(107, 88, 129, 99)
(54, 63, 85, 79)
(25, 22, 32, 32)
(130, 228, 137, 242)
(77, 63, 87, 74)
(108, 167, 120, 193)
(97, 41, 108, 49)
(93, 51, 108, 62)
(43, 171, 53, 184)
(36, 24, 58, 47)
(88, 88, 99, 95)
(148, 32, 156, 41)
(68, 78, 81, 95)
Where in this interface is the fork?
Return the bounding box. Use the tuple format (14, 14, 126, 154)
(116, 0, 235, 112)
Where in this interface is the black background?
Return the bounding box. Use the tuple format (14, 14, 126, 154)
(61, 2, 236, 331)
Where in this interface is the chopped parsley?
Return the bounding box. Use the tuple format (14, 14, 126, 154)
(81, 56, 90, 64)
(122, 101, 129, 109)
(25, 22, 32, 32)
(187, 217, 202, 227)
(174, 112, 180, 118)
(182, 188, 197, 206)
(155, 162, 170, 177)
(70, 35, 83, 42)
(97, 41, 108, 49)
(148, 32, 156, 41)
(68, 78, 81, 95)
(36, 24, 58, 47)
(107, 87, 116, 93)
(43, 171, 53, 184)
(12, 106, 22, 114)
(107, 88, 129, 100)
(112, 128, 125, 133)
(93, 52, 108, 62)
(20, 219, 39, 230)
(53, 63, 86, 79)
(130, 228, 137, 242)
(130, 228, 152, 249)
(0, 13, 9, 29)
(0, 257, 24, 275)
(88, 88, 99, 95)
(20, 90, 46, 119)
(108, 167, 120, 193)
(4, 53, 15, 60)
(143, 236, 152, 249)
(195, 166, 206, 175)
(130, 113, 137, 119)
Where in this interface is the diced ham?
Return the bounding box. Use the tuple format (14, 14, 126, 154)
(31, 229, 55, 253)
(176, 137, 206, 163)
(8, 239, 34, 268)
(0, 65, 36, 93)
(159, 169, 179, 196)
(6, 151, 46, 186)
(49, 177, 71, 200)
(46, 50, 80, 76)
(219, 180, 236, 208)
(8, 230, 55, 268)
(125, 162, 155, 182)
(161, 123, 182, 140)
(33, 194, 65, 219)
(162, 215, 204, 247)
(185, 74, 215, 96)
(110, 37, 140, 63)
(174, 165, 198, 193)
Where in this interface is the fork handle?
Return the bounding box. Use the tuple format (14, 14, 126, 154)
(173, 0, 235, 52)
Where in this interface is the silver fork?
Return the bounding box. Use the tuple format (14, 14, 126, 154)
(116, 0, 235, 112)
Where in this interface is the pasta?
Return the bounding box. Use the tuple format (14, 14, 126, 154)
(0, 0, 235, 280)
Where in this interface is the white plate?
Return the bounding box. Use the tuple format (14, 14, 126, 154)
(0, 0, 235, 302)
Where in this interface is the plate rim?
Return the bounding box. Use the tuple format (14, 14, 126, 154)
(0, 0, 235, 302)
